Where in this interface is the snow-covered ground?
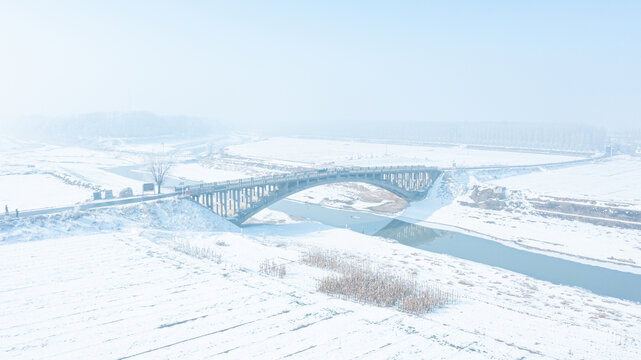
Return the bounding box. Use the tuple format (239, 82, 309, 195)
(244, 208, 302, 225)
(0, 140, 146, 210)
(225, 137, 587, 168)
(3, 134, 641, 358)
(0, 136, 248, 210)
(0, 174, 93, 211)
(289, 183, 407, 216)
(487, 156, 641, 205)
(0, 135, 589, 211)
(171, 163, 250, 183)
(3, 134, 637, 271)
(399, 158, 641, 271)
(1, 200, 639, 359)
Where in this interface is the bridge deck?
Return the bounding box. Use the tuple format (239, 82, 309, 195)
(176, 165, 440, 195)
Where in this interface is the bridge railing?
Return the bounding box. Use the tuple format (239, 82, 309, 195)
(175, 165, 439, 194)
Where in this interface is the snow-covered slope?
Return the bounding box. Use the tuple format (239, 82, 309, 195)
(1, 199, 238, 244)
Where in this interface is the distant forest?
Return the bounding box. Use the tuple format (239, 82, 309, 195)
(8, 112, 217, 141)
(290, 121, 607, 153)
(6, 113, 608, 152)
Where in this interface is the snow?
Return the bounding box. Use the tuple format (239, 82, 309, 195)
(2, 134, 640, 358)
(289, 182, 405, 215)
(1, 200, 639, 359)
(0, 199, 238, 244)
(399, 165, 641, 272)
(488, 156, 641, 205)
(0, 174, 92, 211)
(244, 208, 302, 225)
(226, 137, 586, 168)
(171, 163, 250, 183)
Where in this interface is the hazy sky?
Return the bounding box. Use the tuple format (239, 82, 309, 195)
(1, 1, 639, 128)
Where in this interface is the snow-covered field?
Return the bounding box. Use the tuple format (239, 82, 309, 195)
(0, 174, 93, 211)
(225, 137, 586, 168)
(171, 163, 250, 183)
(0, 137, 245, 210)
(2, 134, 641, 358)
(1, 200, 639, 359)
(488, 156, 641, 205)
(0, 140, 146, 210)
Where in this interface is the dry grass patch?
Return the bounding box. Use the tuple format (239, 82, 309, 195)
(174, 241, 222, 264)
(302, 250, 454, 315)
(259, 259, 287, 278)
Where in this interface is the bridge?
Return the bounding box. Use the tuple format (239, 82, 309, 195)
(176, 166, 442, 225)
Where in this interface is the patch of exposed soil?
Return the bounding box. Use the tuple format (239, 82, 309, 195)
(367, 200, 408, 215)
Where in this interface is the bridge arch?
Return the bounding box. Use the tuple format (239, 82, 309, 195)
(236, 178, 424, 224)
(182, 166, 442, 225)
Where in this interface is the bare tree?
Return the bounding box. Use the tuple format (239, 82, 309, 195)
(148, 154, 173, 194)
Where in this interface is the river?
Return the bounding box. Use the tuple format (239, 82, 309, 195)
(269, 200, 641, 303)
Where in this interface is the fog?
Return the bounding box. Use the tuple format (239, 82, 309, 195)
(3, 3, 641, 357)
(1, 1, 640, 133)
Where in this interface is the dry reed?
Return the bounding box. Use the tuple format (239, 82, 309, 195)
(259, 259, 286, 278)
(302, 250, 454, 315)
(174, 241, 222, 264)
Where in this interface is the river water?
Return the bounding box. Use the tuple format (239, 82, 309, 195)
(269, 200, 641, 303)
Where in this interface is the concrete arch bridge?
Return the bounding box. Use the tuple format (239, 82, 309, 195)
(176, 166, 442, 225)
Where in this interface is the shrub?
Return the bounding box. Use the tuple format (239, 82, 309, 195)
(260, 259, 286, 278)
(174, 241, 221, 264)
(302, 250, 454, 315)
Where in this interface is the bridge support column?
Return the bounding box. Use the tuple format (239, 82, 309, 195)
(222, 191, 227, 217)
(234, 190, 239, 214)
(225, 191, 229, 217)
(231, 190, 235, 215)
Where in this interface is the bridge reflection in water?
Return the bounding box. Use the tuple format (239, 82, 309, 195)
(374, 219, 440, 243)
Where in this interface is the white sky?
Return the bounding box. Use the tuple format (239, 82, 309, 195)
(0, 1, 639, 129)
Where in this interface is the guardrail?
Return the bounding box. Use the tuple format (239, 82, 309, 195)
(7, 192, 178, 219)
